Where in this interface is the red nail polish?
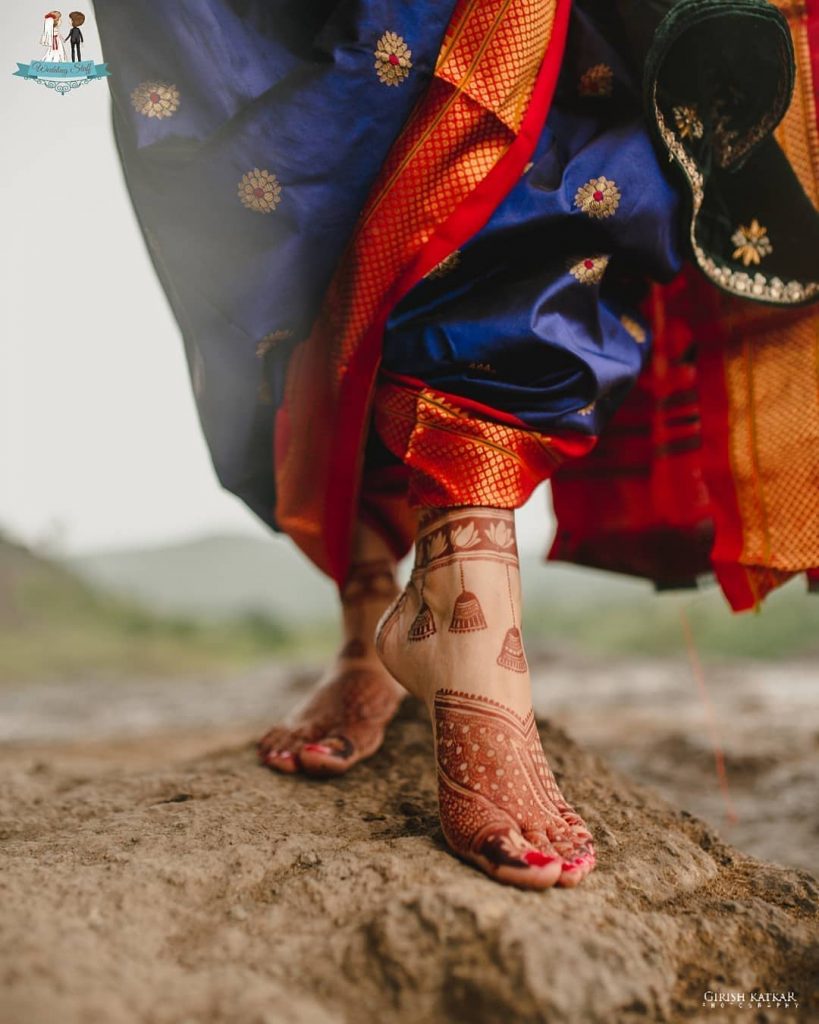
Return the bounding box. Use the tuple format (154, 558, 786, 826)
(302, 743, 332, 754)
(524, 850, 555, 867)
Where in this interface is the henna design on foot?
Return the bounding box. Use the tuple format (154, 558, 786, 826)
(415, 508, 519, 573)
(449, 562, 487, 633)
(259, 667, 405, 777)
(259, 549, 404, 777)
(408, 571, 436, 641)
(496, 562, 527, 673)
(375, 506, 596, 888)
(413, 509, 522, 636)
(340, 558, 399, 606)
(497, 627, 527, 673)
(434, 690, 595, 888)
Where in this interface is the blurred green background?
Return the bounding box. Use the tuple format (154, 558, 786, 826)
(2, 529, 816, 687)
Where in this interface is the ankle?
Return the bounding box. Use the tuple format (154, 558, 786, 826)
(375, 506, 532, 714)
(350, 518, 397, 565)
(338, 533, 400, 658)
(412, 506, 522, 624)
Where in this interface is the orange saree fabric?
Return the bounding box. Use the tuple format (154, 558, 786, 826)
(274, 0, 571, 584)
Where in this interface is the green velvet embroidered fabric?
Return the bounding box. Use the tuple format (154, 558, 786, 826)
(622, 0, 819, 305)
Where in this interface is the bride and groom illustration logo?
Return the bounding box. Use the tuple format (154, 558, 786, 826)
(13, 10, 110, 94)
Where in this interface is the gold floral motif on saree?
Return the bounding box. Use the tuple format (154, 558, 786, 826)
(578, 63, 613, 97)
(131, 81, 180, 119)
(574, 177, 620, 219)
(568, 255, 609, 284)
(374, 31, 413, 86)
(237, 169, 282, 214)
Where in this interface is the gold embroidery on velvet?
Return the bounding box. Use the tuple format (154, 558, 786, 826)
(652, 85, 819, 304)
(672, 104, 703, 140)
(731, 219, 773, 267)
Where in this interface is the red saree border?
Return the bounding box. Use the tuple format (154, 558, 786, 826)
(373, 376, 595, 510)
(393, 0, 572, 292)
(278, 0, 572, 584)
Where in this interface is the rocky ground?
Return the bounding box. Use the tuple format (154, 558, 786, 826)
(1, 685, 817, 1024)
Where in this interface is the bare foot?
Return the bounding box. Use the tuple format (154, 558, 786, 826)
(259, 536, 406, 776)
(376, 507, 596, 889)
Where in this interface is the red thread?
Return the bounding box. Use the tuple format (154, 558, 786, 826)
(679, 606, 739, 827)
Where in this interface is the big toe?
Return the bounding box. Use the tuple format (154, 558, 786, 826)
(262, 748, 300, 774)
(297, 734, 360, 776)
(463, 828, 564, 890)
(258, 728, 303, 773)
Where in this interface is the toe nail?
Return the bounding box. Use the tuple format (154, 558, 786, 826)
(302, 743, 333, 754)
(524, 850, 556, 867)
(268, 749, 292, 761)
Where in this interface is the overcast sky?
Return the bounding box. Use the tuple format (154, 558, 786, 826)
(0, 2, 555, 558)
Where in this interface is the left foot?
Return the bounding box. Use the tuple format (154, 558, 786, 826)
(258, 553, 406, 776)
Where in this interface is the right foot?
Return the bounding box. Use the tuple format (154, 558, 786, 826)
(376, 507, 596, 890)
(258, 551, 406, 776)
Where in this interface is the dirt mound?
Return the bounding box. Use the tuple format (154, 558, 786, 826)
(1, 700, 816, 1024)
